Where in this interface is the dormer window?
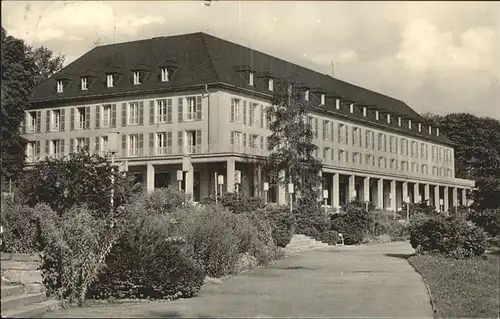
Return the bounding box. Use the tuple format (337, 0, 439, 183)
(362, 106, 367, 117)
(398, 117, 402, 126)
(305, 89, 309, 101)
(387, 113, 391, 123)
(320, 94, 325, 105)
(133, 71, 141, 85)
(268, 78, 274, 91)
(81, 77, 88, 91)
(349, 103, 354, 113)
(408, 119, 412, 129)
(335, 99, 340, 109)
(106, 74, 114, 88)
(436, 128, 440, 136)
(56, 80, 64, 93)
(429, 126, 432, 135)
(249, 72, 254, 86)
(161, 68, 170, 82)
(418, 122, 422, 132)
(375, 110, 379, 120)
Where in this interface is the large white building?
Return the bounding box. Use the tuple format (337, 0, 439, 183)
(23, 32, 474, 211)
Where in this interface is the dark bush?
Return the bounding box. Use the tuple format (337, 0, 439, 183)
(293, 199, 329, 240)
(409, 214, 487, 258)
(0, 202, 43, 253)
(329, 200, 374, 245)
(319, 230, 340, 245)
(88, 212, 204, 300)
(265, 205, 295, 247)
(467, 208, 500, 237)
(200, 193, 265, 214)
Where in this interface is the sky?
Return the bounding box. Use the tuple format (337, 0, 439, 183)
(2, 1, 499, 119)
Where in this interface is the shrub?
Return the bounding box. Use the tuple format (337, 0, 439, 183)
(409, 214, 487, 258)
(16, 149, 139, 217)
(467, 208, 500, 237)
(143, 187, 190, 215)
(370, 211, 410, 242)
(39, 205, 109, 305)
(265, 205, 295, 247)
(319, 230, 340, 245)
(329, 200, 374, 245)
(0, 202, 42, 253)
(293, 199, 329, 240)
(200, 193, 265, 214)
(87, 210, 204, 300)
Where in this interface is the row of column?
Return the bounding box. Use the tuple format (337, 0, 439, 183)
(325, 172, 470, 212)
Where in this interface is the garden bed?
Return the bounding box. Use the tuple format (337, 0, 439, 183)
(408, 254, 500, 318)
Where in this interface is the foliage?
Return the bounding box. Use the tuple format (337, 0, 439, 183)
(1, 27, 33, 183)
(1, 28, 64, 185)
(178, 205, 269, 278)
(408, 254, 500, 318)
(264, 205, 296, 247)
(409, 214, 487, 258)
(200, 193, 265, 214)
(329, 200, 375, 245)
(38, 205, 109, 305)
(143, 187, 190, 215)
(0, 201, 43, 253)
(293, 199, 329, 240)
(467, 207, 500, 237)
(87, 207, 204, 301)
(422, 112, 500, 211)
(319, 230, 341, 245)
(371, 210, 410, 241)
(26, 45, 65, 86)
(16, 149, 139, 217)
(266, 84, 322, 202)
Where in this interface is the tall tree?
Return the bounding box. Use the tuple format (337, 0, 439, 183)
(266, 84, 322, 202)
(1, 27, 65, 187)
(26, 45, 65, 86)
(1, 27, 35, 186)
(422, 112, 500, 211)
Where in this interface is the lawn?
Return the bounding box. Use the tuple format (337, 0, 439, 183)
(408, 253, 500, 318)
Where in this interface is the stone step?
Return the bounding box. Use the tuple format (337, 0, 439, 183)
(1, 285, 25, 299)
(2, 261, 40, 271)
(1, 270, 43, 284)
(1, 299, 64, 318)
(286, 239, 317, 247)
(1, 292, 48, 312)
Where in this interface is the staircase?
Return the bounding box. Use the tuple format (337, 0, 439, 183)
(284, 234, 332, 254)
(1, 253, 64, 318)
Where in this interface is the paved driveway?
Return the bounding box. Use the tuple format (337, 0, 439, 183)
(45, 242, 434, 318)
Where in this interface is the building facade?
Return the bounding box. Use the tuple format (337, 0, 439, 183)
(23, 32, 474, 211)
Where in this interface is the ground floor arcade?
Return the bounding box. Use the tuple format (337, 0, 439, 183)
(122, 156, 473, 212)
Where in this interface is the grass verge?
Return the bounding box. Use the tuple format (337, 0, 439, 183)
(408, 254, 500, 318)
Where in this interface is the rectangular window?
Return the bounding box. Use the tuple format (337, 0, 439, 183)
(51, 139, 61, 158)
(101, 136, 108, 155)
(323, 147, 330, 160)
(106, 74, 114, 87)
(353, 127, 360, 146)
(156, 132, 168, 155)
(338, 123, 345, 144)
(27, 111, 37, 133)
(323, 120, 329, 140)
(76, 107, 87, 129)
(231, 131, 242, 148)
(412, 162, 416, 172)
(378, 133, 384, 151)
(81, 77, 88, 90)
(268, 78, 274, 91)
(129, 102, 139, 125)
(353, 152, 360, 164)
(185, 130, 201, 154)
(102, 105, 111, 128)
(338, 150, 345, 163)
(185, 97, 196, 121)
(133, 71, 141, 85)
(305, 89, 309, 101)
(249, 72, 254, 86)
(161, 68, 169, 82)
(249, 134, 259, 148)
(320, 94, 325, 105)
(231, 98, 242, 122)
(56, 80, 64, 93)
(157, 99, 168, 123)
(51, 110, 61, 131)
(129, 134, 139, 156)
(76, 137, 87, 152)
